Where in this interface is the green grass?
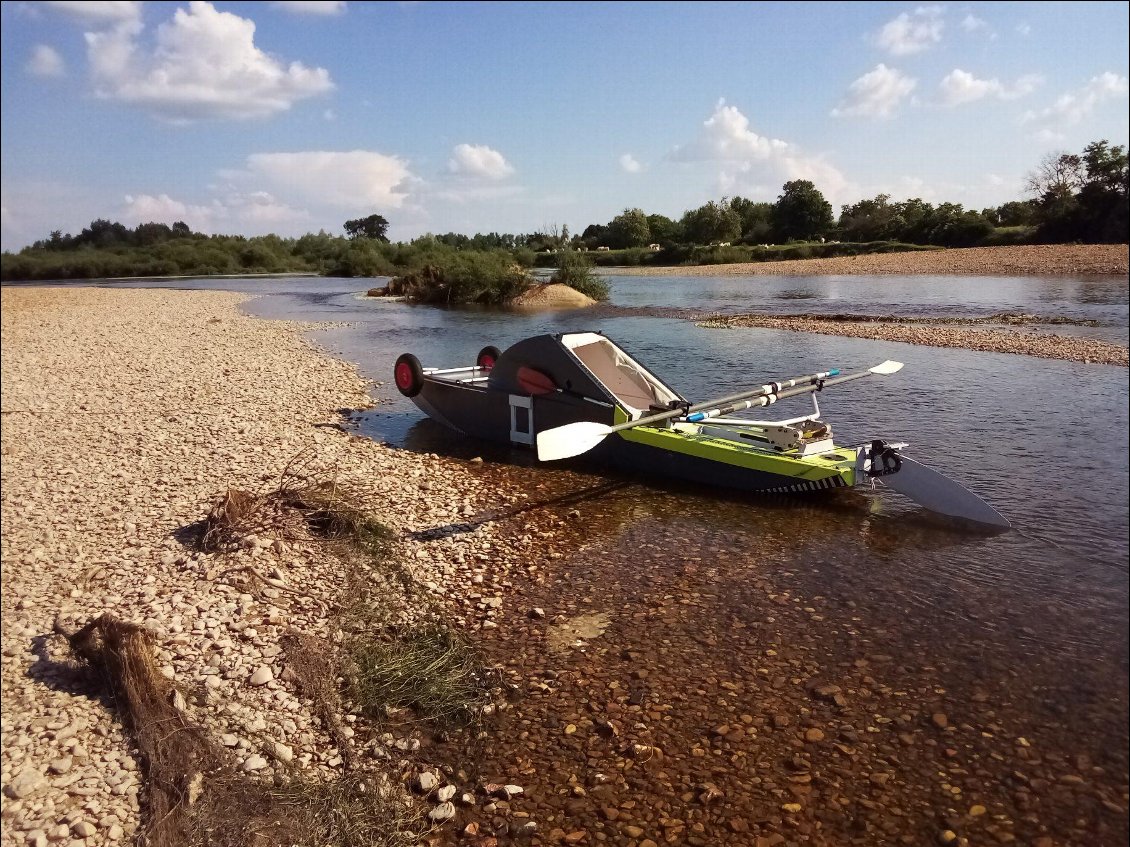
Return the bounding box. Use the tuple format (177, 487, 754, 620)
(349, 627, 492, 729)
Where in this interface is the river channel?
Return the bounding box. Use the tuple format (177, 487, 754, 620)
(78, 273, 1130, 844)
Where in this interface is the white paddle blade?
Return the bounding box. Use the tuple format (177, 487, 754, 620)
(536, 421, 613, 462)
(880, 455, 1011, 529)
(869, 360, 904, 375)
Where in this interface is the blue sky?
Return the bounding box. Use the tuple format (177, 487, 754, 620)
(1, 1, 1127, 250)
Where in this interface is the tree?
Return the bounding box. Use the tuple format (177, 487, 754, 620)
(770, 181, 833, 241)
(838, 194, 900, 242)
(983, 200, 1038, 227)
(680, 200, 741, 244)
(580, 223, 609, 249)
(646, 213, 680, 244)
(1025, 141, 1128, 242)
(344, 214, 390, 241)
(1077, 140, 1129, 242)
(729, 197, 773, 242)
(606, 208, 651, 249)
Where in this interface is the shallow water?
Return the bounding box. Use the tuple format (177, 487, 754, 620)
(22, 272, 1128, 843)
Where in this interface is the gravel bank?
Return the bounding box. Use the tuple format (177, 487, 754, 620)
(0, 287, 533, 846)
(601, 244, 1129, 277)
(697, 314, 1129, 367)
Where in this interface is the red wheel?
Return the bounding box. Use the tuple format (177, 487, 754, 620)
(476, 345, 501, 371)
(394, 353, 424, 397)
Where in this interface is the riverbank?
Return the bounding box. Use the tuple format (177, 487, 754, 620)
(0, 287, 535, 845)
(601, 244, 1129, 277)
(698, 313, 1129, 366)
(2, 287, 1125, 847)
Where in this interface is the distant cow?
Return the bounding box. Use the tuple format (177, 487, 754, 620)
(647, 243, 661, 250)
(596, 246, 610, 251)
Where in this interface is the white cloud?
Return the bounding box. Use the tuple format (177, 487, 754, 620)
(670, 100, 852, 205)
(875, 6, 944, 56)
(1023, 72, 1129, 132)
(832, 64, 917, 118)
(323, 108, 337, 121)
(619, 154, 642, 173)
(270, 1, 347, 15)
(1016, 23, 1031, 36)
(84, 1, 333, 122)
(26, 44, 66, 77)
(670, 99, 789, 162)
(123, 193, 219, 231)
(960, 13, 987, 32)
(45, 1, 141, 26)
(242, 150, 414, 210)
(122, 190, 310, 234)
(939, 69, 1041, 106)
(447, 144, 515, 180)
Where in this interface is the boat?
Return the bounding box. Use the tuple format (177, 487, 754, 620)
(393, 331, 1010, 528)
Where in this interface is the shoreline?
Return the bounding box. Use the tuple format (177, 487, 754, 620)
(697, 313, 1129, 367)
(3, 287, 1126, 846)
(0, 287, 532, 845)
(600, 243, 1129, 277)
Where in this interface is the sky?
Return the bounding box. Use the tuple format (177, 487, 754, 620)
(1, 1, 1127, 251)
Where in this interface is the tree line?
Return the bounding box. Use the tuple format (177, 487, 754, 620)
(1, 139, 1124, 283)
(576, 140, 1127, 251)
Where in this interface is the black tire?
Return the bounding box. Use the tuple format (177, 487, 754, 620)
(476, 345, 502, 370)
(394, 353, 424, 397)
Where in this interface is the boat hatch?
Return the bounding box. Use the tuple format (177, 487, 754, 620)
(561, 332, 680, 416)
(509, 395, 534, 445)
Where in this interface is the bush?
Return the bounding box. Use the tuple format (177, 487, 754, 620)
(550, 250, 609, 301)
(388, 248, 533, 305)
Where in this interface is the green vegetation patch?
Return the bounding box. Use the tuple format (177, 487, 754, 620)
(349, 626, 493, 729)
(386, 250, 532, 305)
(549, 249, 610, 300)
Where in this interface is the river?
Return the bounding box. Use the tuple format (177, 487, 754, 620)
(45, 272, 1130, 844)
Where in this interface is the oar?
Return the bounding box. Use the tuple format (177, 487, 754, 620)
(686, 359, 903, 423)
(536, 361, 900, 461)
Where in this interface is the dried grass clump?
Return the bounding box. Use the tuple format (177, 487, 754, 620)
(192, 771, 424, 847)
(58, 615, 220, 847)
(201, 451, 395, 557)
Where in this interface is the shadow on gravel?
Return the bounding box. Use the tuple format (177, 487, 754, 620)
(408, 478, 632, 542)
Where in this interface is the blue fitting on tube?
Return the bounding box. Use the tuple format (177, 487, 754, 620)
(829, 368, 841, 376)
(686, 412, 705, 422)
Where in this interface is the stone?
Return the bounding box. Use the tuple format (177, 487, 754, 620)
(436, 785, 456, 803)
(242, 755, 268, 772)
(248, 666, 274, 686)
(428, 802, 456, 822)
(4, 769, 46, 800)
(931, 712, 949, 729)
(272, 743, 294, 763)
(71, 822, 96, 838)
(804, 728, 825, 743)
(416, 772, 438, 793)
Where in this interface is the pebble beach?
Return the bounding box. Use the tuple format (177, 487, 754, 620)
(2, 284, 1127, 847)
(0, 287, 533, 845)
(600, 244, 1129, 278)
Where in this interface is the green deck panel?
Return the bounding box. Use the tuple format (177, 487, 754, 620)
(616, 422, 857, 486)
